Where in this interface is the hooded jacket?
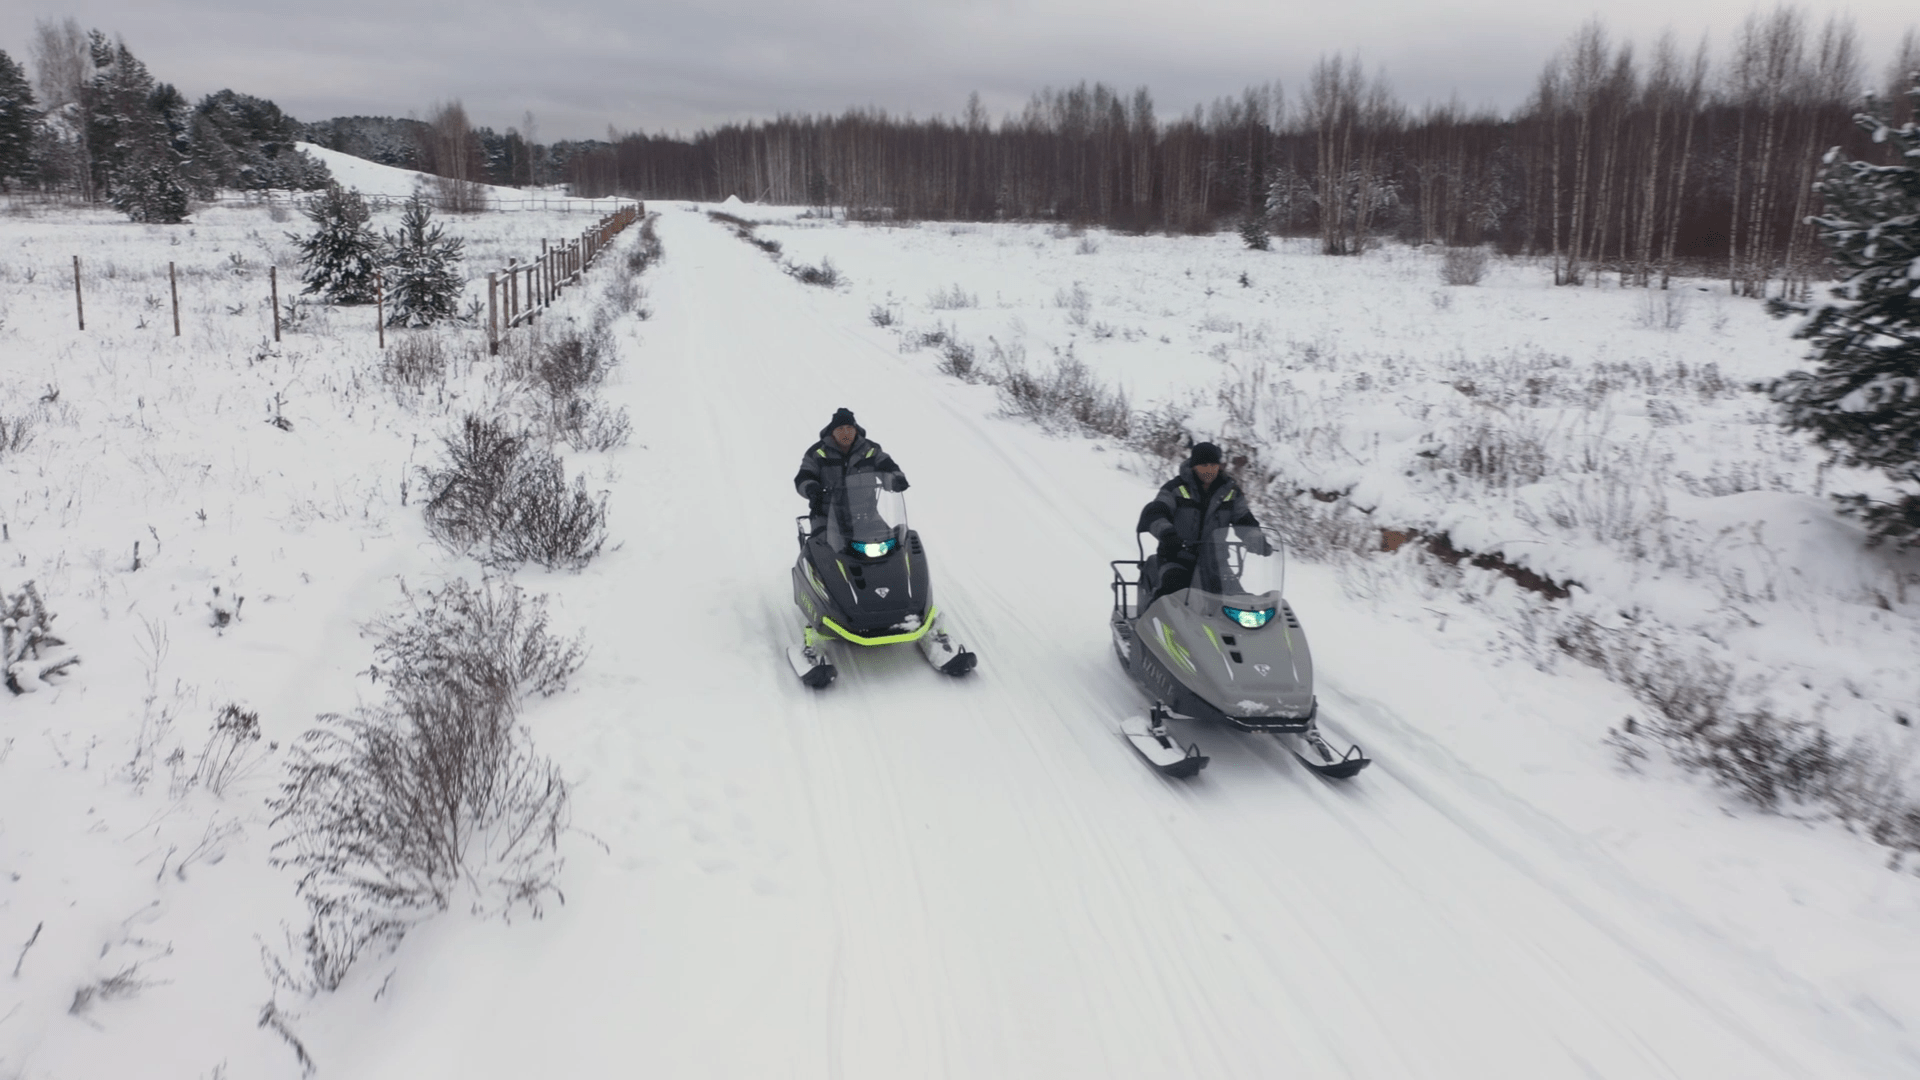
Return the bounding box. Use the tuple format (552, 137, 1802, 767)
(1136, 463, 1260, 550)
(795, 419, 907, 502)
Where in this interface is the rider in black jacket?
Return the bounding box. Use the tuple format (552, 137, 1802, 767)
(795, 408, 908, 530)
(1136, 441, 1263, 600)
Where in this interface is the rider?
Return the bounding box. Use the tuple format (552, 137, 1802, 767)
(1136, 441, 1266, 601)
(795, 407, 909, 532)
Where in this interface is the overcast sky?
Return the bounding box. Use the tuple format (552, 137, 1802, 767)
(3, 1, 1916, 141)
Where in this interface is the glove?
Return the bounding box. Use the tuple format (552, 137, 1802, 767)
(889, 473, 910, 493)
(1242, 533, 1272, 556)
(1156, 532, 1185, 558)
(800, 480, 820, 501)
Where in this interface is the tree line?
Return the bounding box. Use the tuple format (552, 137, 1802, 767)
(561, 10, 1916, 295)
(0, 19, 332, 221)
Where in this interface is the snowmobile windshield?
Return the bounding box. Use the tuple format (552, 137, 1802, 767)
(824, 472, 908, 556)
(1187, 526, 1286, 612)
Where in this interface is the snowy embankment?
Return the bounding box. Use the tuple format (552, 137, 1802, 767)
(0, 191, 637, 1076)
(754, 209, 1920, 820)
(3, 193, 1918, 1079)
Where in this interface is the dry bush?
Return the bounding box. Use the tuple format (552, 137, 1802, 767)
(937, 339, 978, 381)
(1055, 283, 1092, 326)
(270, 578, 580, 990)
(382, 332, 450, 391)
(1440, 246, 1488, 286)
(421, 415, 608, 570)
(624, 215, 662, 274)
(194, 703, 265, 796)
(0, 410, 33, 460)
(928, 284, 977, 309)
(1425, 419, 1552, 488)
(535, 330, 613, 400)
(784, 257, 841, 287)
(997, 352, 1131, 439)
(554, 397, 631, 452)
(1555, 612, 1920, 852)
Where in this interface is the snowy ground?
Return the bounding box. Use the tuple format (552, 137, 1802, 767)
(4, 181, 1920, 1078)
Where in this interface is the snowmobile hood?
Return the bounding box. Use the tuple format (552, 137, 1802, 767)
(1138, 589, 1314, 725)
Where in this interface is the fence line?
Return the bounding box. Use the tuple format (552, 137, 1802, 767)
(487, 203, 643, 354)
(201, 190, 629, 216)
(50, 199, 643, 347)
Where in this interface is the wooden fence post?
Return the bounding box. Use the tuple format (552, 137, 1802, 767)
(72, 255, 84, 331)
(376, 268, 385, 349)
(169, 262, 180, 337)
(508, 257, 518, 323)
(270, 266, 281, 342)
(488, 271, 498, 354)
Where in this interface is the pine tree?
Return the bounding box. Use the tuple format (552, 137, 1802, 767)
(85, 33, 188, 221)
(292, 183, 381, 304)
(1237, 212, 1271, 251)
(1768, 77, 1920, 545)
(382, 195, 466, 327)
(110, 148, 189, 222)
(0, 49, 37, 189)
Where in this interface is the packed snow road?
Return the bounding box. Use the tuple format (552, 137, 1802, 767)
(317, 207, 1902, 1078)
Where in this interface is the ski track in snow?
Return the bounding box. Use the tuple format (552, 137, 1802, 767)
(313, 206, 1909, 1079)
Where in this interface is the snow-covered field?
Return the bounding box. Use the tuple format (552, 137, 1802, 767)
(4, 169, 1920, 1078)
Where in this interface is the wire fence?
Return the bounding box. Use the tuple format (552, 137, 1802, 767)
(0, 189, 631, 216)
(203, 189, 630, 215)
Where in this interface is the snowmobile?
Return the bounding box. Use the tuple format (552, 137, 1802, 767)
(1109, 526, 1369, 779)
(788, 472, 976, 688)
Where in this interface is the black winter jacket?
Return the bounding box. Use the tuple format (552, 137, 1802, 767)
(1136, 465, 1261, 551)
(794, 421, 907, 503)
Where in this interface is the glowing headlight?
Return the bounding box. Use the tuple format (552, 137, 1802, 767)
(853, 538, 896, 558)
(1223, 606, 1273, 629)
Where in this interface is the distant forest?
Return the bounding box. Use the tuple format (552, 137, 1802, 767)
(4, 9, 1917, 294)
(557, 12, 1920, 297)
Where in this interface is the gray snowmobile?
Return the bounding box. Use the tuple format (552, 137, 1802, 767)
(1110, 525, 1368, 779)
(788, 472, 976, 688)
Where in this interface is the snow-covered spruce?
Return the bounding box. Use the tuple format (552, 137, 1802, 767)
(1768, 75, 1920, 547)
(381, 194, 466, 327)
(292, 182, 383, 305)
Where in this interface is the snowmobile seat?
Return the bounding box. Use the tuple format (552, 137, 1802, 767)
(1138, 555, 1164, 605)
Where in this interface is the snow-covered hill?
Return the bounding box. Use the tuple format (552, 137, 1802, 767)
(297, 143, 620, 214)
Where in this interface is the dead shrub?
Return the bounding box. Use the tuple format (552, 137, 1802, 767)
(382, 332, 449, 391)
(624, 215, 662, 274)
(270, 577, 580, 990)
(194, 703, 265, 796)
(420, 415, 607, 570)
(784, 257, 841, 287)
(1440, 246, 1489, 286)
(997, 351, 1131, 439)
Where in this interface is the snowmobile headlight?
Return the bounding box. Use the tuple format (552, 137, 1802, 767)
(852, 538, 896, 558)
(1223, 606, 1273, 629)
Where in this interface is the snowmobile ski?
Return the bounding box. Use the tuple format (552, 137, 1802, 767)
(1275, 729, 1370, 780)
(1121, 709, 1209, 778)
(919, 629, 977, 676)
(787, 645, 837, 689)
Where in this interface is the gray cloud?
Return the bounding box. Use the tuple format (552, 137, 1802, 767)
(4, 0, 1915, 139)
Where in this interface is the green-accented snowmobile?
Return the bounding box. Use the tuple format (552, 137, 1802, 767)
(1110, 526, 1368, 779)
(789, 472, 975, 688)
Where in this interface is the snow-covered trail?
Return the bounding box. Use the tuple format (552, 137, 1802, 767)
(317, 206, 1894, 1079)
